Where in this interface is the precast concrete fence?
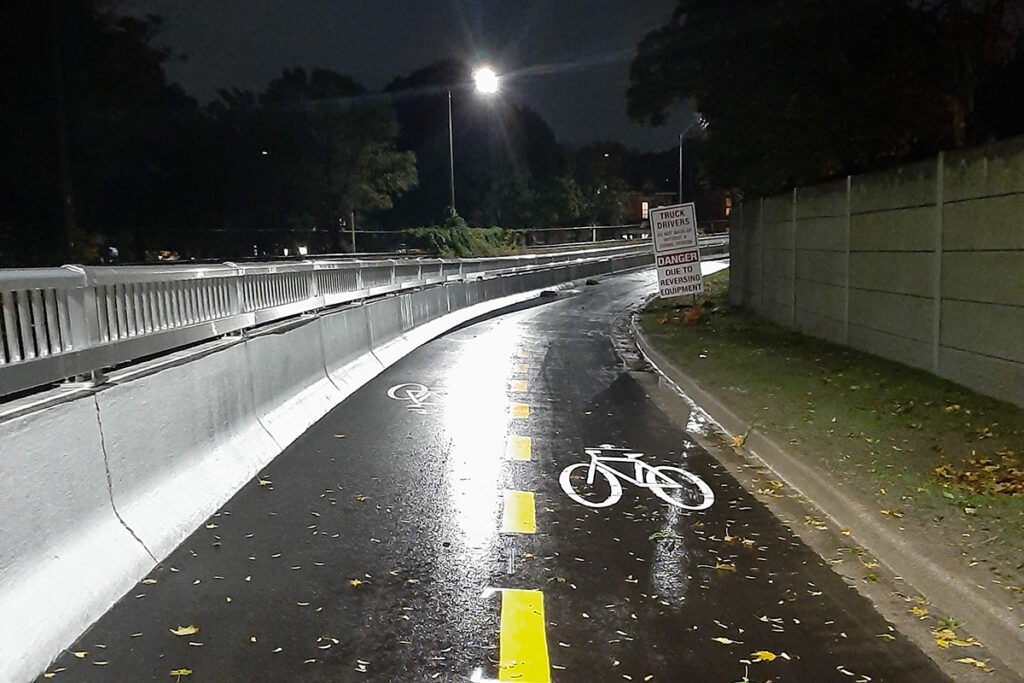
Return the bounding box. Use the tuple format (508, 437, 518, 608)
(728, 136, 1024, 407)
(0, 244, 660, 683)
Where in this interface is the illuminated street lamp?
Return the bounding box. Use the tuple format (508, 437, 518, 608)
(447, 67, 500, 215)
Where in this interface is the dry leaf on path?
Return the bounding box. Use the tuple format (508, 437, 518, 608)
(169, 626, 200, 637)
(955, 657, 993, 672)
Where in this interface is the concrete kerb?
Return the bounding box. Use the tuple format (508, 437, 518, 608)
(632, 321, 1024, 677)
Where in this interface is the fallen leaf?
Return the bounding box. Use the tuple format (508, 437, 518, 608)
(170, 668, 192, 680)
(714, 562, 737, 572)
(169, 626, 200, 637)
(880, 509, 904, 518)
(349, 579, 364, 588)
(257, 478, 272, 487)
(72, 652, 88, 659)
(711, 637, 743, 645)
(955, 657, 994, 672)
(731, 434, 746, 448)
(750, 650, 777, 662)
(932, 627, 979, 648)
(355, 496, 369, 502)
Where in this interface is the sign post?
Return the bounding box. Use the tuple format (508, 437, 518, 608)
(649, 202, 703, 299)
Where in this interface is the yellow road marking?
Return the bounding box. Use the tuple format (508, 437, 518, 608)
(511, 403, 530, 419)
(499, 589, 550, 682)
(510, 380, 528, 392)
(502, 490, 536, 534)
(507, 436, 532, 461)
(514, 363, 529, 374)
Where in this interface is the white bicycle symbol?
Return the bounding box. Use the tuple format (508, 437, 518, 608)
(386, 382, 440, 414)
(559, 446, 714, 510)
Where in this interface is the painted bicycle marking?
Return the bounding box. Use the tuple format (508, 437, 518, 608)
(559, 445, 713, 510)
(386, 382, 441, 414)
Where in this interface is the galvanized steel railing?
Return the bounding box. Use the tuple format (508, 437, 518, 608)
(1, 243, 663, 399)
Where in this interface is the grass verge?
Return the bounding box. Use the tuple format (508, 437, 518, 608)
(640, 269, 1024, 606)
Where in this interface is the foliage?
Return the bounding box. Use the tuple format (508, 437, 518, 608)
(404, 225, 523, 258)
(382, 60, 579, 229)
(628, 0, 1024, 196)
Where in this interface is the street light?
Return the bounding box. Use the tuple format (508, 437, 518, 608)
(447, 66, 500, 215)
(678, 114, 707, 203)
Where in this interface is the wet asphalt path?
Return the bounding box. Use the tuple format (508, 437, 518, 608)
(39, 270, 948, 682)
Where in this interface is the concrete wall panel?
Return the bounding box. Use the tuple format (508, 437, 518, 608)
(943, 195, 1024, 250)
(941, 300, 1024, 363)
(939, 346, 1024, 407)
(795, 308, 845, 343)
(849, 206, 936, 251)
(944, 136, 1024, 203)
(762, 194, 793, 224)
(796, 250, 847, 287)
(849, 252, 935, 297)
(850, 158, 936, 212)
(796, 179, 847, 217)
(942, 252, 1024, 306)
(761, 246, 793, 277)
(795, 280, 845, 319)
(848, 290, 932, 342)
(795, 216, 847, 251)
(848, 323, 932, 371)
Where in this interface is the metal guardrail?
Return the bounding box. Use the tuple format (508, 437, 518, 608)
(0, 243, 663, 399)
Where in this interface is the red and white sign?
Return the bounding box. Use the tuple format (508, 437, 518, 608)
(650, 202, 703, 297)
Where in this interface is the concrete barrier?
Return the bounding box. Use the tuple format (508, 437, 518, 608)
(0, 399, 155, 683)
(321, 304, 384, 398)
(246, 317, 342, 448)
(0, 256, 653, 682)
(97, 342, 279, 560)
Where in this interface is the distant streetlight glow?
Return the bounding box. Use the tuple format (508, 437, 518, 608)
(473, 67, 499, 94)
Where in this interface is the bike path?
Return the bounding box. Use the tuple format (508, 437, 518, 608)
(38, 271, 947, 682)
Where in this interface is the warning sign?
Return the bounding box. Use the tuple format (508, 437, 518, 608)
(650, 203, 703, 298)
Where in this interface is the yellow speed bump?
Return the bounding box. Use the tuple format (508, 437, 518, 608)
(501, 490, 536, 534)
(510, 380, 529, 393)
(510, 403, 530, 419)
(499, 589, 550, 682)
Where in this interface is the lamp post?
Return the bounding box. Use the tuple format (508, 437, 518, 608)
(678, 115, 707, 203)
(447, 67, 499, 216)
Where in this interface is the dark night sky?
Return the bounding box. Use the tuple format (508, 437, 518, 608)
(125, 0, 693, 151)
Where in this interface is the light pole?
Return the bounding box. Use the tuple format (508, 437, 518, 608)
(447, 67, 499, 216)
(678, 115, 707, 203)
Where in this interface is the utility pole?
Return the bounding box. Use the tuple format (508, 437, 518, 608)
(447, 90, 456, 214)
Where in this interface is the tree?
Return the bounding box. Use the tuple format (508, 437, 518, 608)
(628, 0, 1024, 196)
(383, 60, 571, 229)
(0, 0, 192, 264)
